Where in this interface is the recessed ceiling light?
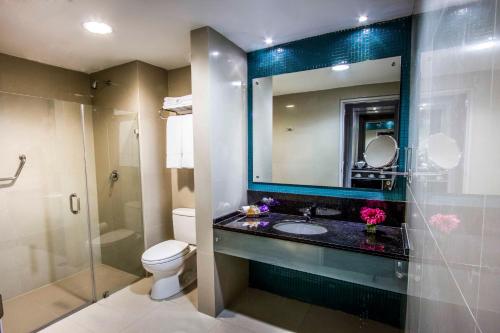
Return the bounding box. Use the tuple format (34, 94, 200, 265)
(83, 21, 112, 34)
(264, 37, 273, 45)
(332, 64, 350, 71)
(210, 51, 220, 57)
(286, 104, 295, 108)
(358, 15, 368, 23)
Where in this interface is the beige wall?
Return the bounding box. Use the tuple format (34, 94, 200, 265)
(0, 55, 98, 300)
(0, 53, 91, 104)
(90, 61, 172, 259)
(272, 82, 400, 187)
(167, 66, 195, 209)
(0, 53, 179, 298)
(191, 27, 248, 317)
(137, 61, 173, 246)
(90, 62, 144, 275)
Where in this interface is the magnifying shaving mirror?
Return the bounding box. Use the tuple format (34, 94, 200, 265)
(364, 135, 399, 169)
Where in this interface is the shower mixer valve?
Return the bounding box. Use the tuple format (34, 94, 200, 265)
(109, 170, 120, 182)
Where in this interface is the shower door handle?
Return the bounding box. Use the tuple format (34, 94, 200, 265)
(69, 193, 80, 214)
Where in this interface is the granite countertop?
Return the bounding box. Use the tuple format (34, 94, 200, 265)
(213, 212, 408, 261)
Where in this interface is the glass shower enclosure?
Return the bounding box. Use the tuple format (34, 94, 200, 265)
(0, 91, 145, 333)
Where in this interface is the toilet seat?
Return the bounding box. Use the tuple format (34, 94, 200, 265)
(141, 240, 190, 264)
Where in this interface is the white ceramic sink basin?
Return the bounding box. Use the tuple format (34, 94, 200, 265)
(273, 221, 328, 235)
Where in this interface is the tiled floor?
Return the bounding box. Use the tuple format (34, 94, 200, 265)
(3, 264, 139, 333)
(39, 277, 402, 333)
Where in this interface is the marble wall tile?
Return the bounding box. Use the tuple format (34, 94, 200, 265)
(407, 0, 500, 332)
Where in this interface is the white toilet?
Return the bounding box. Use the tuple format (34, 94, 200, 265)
(141, 208, 197, 300)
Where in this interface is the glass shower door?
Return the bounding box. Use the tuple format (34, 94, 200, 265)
(0, 93, 95, 333)
(90, 106, 145, 300)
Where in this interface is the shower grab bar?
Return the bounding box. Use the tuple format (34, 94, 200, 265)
(0, 154, 26, 182)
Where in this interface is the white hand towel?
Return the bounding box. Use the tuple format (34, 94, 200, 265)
(181, 114, 194, 168)
(166, 116, 183, 168)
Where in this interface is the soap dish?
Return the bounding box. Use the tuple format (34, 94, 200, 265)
(238, 204, 270, 218)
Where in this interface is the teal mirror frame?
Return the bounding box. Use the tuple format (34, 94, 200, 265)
(247, 17, 412, 201)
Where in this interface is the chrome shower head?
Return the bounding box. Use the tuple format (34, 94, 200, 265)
(91, 79, 113, 90)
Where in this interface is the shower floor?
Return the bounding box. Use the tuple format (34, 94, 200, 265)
(3, 264, 140, 333)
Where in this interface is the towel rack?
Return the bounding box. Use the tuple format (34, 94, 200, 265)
(159, 105, 192, 119)
(0, 154, 27, 182)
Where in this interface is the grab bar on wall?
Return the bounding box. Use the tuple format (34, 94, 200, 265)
(0, 154, 27, 182)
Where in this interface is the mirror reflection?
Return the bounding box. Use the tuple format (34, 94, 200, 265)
(252, 56, 401, 190)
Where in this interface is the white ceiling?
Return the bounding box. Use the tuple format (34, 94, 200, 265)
(0, 0, 414, 73)
(271, 56, 401, 96)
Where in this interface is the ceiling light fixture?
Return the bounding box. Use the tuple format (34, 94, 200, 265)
(264, 37, 273, 45)
(332, 64, 350, 71)
(358, 15, 368, 23)
(83, 21, 112, 34)
(286, 104, 295, 108)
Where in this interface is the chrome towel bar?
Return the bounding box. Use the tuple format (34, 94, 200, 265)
(0, 154, 27, 182)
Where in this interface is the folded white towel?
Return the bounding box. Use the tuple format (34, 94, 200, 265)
(181, 114, 194, 169)
(163, 95, 192, 109)
(164, 96, 178, 103)
(163, 100, 192, 110)
(166, 116, 183, 168)
(164, 95, 191, 102)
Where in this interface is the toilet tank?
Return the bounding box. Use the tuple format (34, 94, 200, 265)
(124, 201, 142, 233)
(172, 208, 196, 245)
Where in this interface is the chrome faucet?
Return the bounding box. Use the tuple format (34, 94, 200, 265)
(302, 204, 316, 222)
(303, 208, 312, 222)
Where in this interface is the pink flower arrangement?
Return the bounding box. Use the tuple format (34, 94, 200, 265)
(429, 214, 460, 234)
(360, 207, 386, 225)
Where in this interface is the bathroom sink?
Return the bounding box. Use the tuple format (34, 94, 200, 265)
(273, 221, 328, 235)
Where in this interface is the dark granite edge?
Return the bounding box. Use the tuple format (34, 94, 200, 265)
(213, 214, 409, 261)
(214, 210, 243, 224)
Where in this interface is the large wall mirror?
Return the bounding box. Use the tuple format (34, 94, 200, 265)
(252, 56, 402, 190)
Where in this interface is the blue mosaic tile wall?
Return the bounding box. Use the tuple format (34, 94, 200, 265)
(247, 17, 412, 201)
(249, 261, 407, 328)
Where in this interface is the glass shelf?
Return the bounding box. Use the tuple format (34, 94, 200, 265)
(214, 229, 407, 294)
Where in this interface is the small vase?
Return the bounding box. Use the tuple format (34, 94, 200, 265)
(366, 224, 377, 234)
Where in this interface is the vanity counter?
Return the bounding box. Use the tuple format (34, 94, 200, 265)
(213, 212, 408, 293)
(214, 212, 408, 261)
